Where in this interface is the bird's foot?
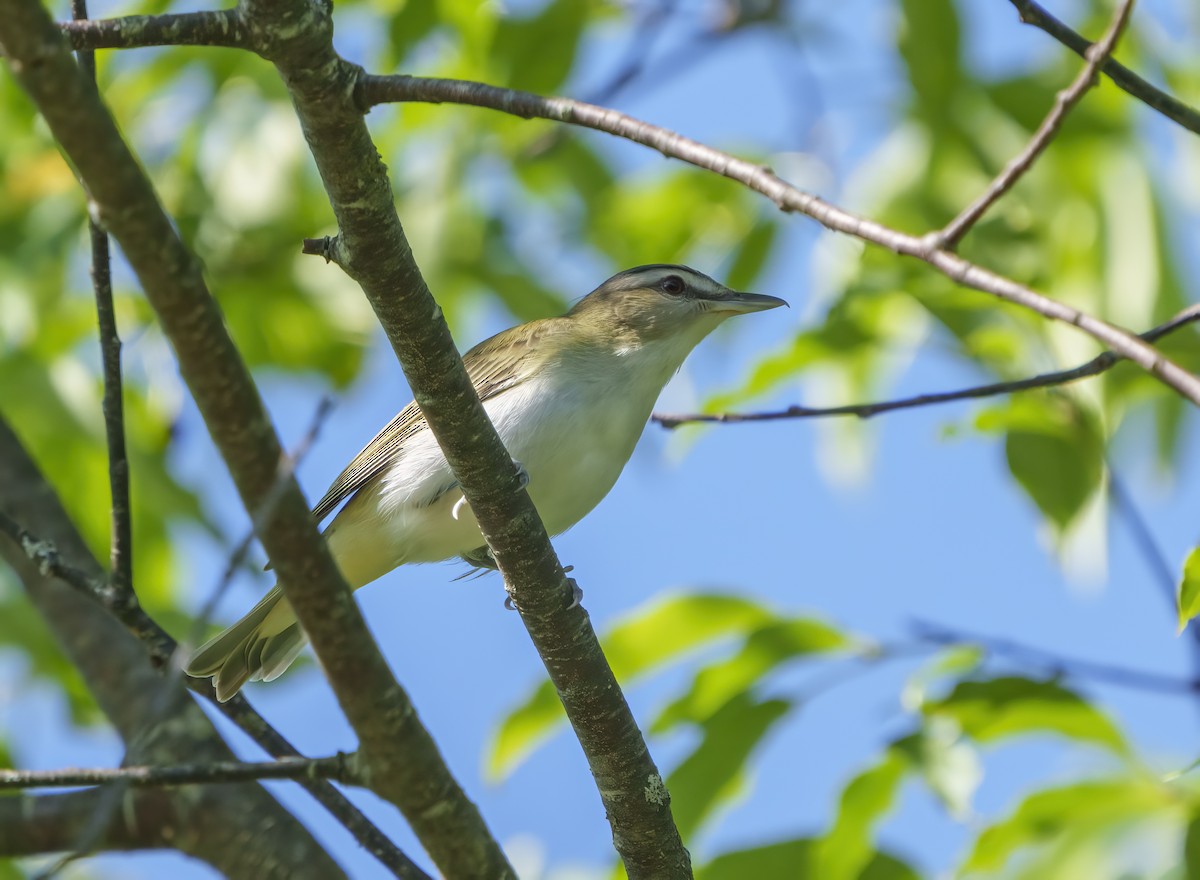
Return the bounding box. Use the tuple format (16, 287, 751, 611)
(503, 565, 580, 611)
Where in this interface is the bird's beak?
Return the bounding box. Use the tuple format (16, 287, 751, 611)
(708, 291, 789, 314)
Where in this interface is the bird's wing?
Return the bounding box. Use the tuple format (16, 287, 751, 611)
(309, 318, 565, 523)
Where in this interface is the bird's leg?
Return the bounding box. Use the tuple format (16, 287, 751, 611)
(450, 460, 529, 521)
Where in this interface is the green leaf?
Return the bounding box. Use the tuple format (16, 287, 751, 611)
(697, 838, 919, 880)
(898, 0, 962, 125)
(1177, 547, 1200, 633)
(813, 749, 909, 880)
(923, 677, 1127, 754)
(698, 838, 818, 880)
(1003, 402, 1104, 531)
(653, 616, 854, 731)
(486, 593, 773, 779)
(725, 219, 779, 292)
(1185, 808, 1200, 879)
(491, 0, 588, 93)
(963, 779, 1172, 872)
(893, 719, 981, 820)
(667, 694, 792, 840)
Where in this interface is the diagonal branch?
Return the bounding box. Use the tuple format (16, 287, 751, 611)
(0, 7, 491, 877)
(1007, 0, 1200, 136)
(360, 75, 1200, 409)
(251, 0, 689, 873)
(653, 303, 1200, 427)
(932, 0, 1135, 250)
(0, 755, 354, 791)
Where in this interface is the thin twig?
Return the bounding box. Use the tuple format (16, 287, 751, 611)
(653, 304, 1200, 428)
(73, 0, 133, 596)
(933, 0, 1136, 249)
(0, 755, 354, 791)
(1007, 0, 1200, 136)
(359, 74, 1200, 408)
(59, 9, 249, 51)
(1107, 469, 1200, 716)
(912, 620, 1200, 695)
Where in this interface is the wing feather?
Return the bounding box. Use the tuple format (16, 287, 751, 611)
(309, 317, 566, 523)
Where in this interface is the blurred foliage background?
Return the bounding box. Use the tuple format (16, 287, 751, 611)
(3, 0, 1200, 877)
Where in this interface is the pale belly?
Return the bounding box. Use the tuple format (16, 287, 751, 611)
(323, 372, 654, 589)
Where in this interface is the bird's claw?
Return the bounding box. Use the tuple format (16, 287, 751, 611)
(452, 461, 526, 521)
(502, 567, 581, 611)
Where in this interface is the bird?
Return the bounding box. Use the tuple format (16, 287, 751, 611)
(187, 264, 786, 701)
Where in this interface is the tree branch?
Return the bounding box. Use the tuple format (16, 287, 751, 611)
(1007, 0, 1200, 136)
(0, 755, 354, 791)
(653, 303, 1200, 427)
(0, 789, 179, 858)
(932, 0, 1135, 249)
(256, 0, 689, 872)
(0, 5, 501, 878)
(59, 9, 249, 51)
(0, 425, 347, 878)
(0, 420, 425, 879)
(360, 74, 1200, 408)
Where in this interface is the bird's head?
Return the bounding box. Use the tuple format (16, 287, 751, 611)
(567, 265, 787, 348)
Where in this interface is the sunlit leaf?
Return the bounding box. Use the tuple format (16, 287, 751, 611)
(894, 718, 981, 820)
(697, 837, 919, 880)
(486, 593, 773, 779)
(812, 749, 909, 880)
(963, 779, 1173, 873)
(654, 616, 854, 731)
(1177, 547, 1200, 633)
(923, 677, 1127, 754)
(667, 694, 792, 840)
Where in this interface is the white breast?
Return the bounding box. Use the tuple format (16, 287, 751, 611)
(325, 335, 695, 587)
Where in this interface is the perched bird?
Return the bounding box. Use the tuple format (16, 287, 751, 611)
(187, 265, 786, 701)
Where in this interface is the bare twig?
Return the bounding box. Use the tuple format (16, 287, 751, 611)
(73, 0, 133, 597)
(0, 755, 354, 791)
(933, 0, 1136, 249)
(360, 74, 1200, 408)
(1107, 469, 1200, 715)
(1007, 0, 1200, 136)
(653, 304, 1200, 428)
(912, 619, 1200, 695)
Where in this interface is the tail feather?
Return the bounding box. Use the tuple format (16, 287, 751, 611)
(186, 586, 309, 702)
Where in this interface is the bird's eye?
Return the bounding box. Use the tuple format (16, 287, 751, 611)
(661, 275, 686, 295)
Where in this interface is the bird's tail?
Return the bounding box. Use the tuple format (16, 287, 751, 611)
(185, 586, 308, 702)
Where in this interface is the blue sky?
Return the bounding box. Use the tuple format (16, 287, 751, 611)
(6, 1, 1200, 878)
